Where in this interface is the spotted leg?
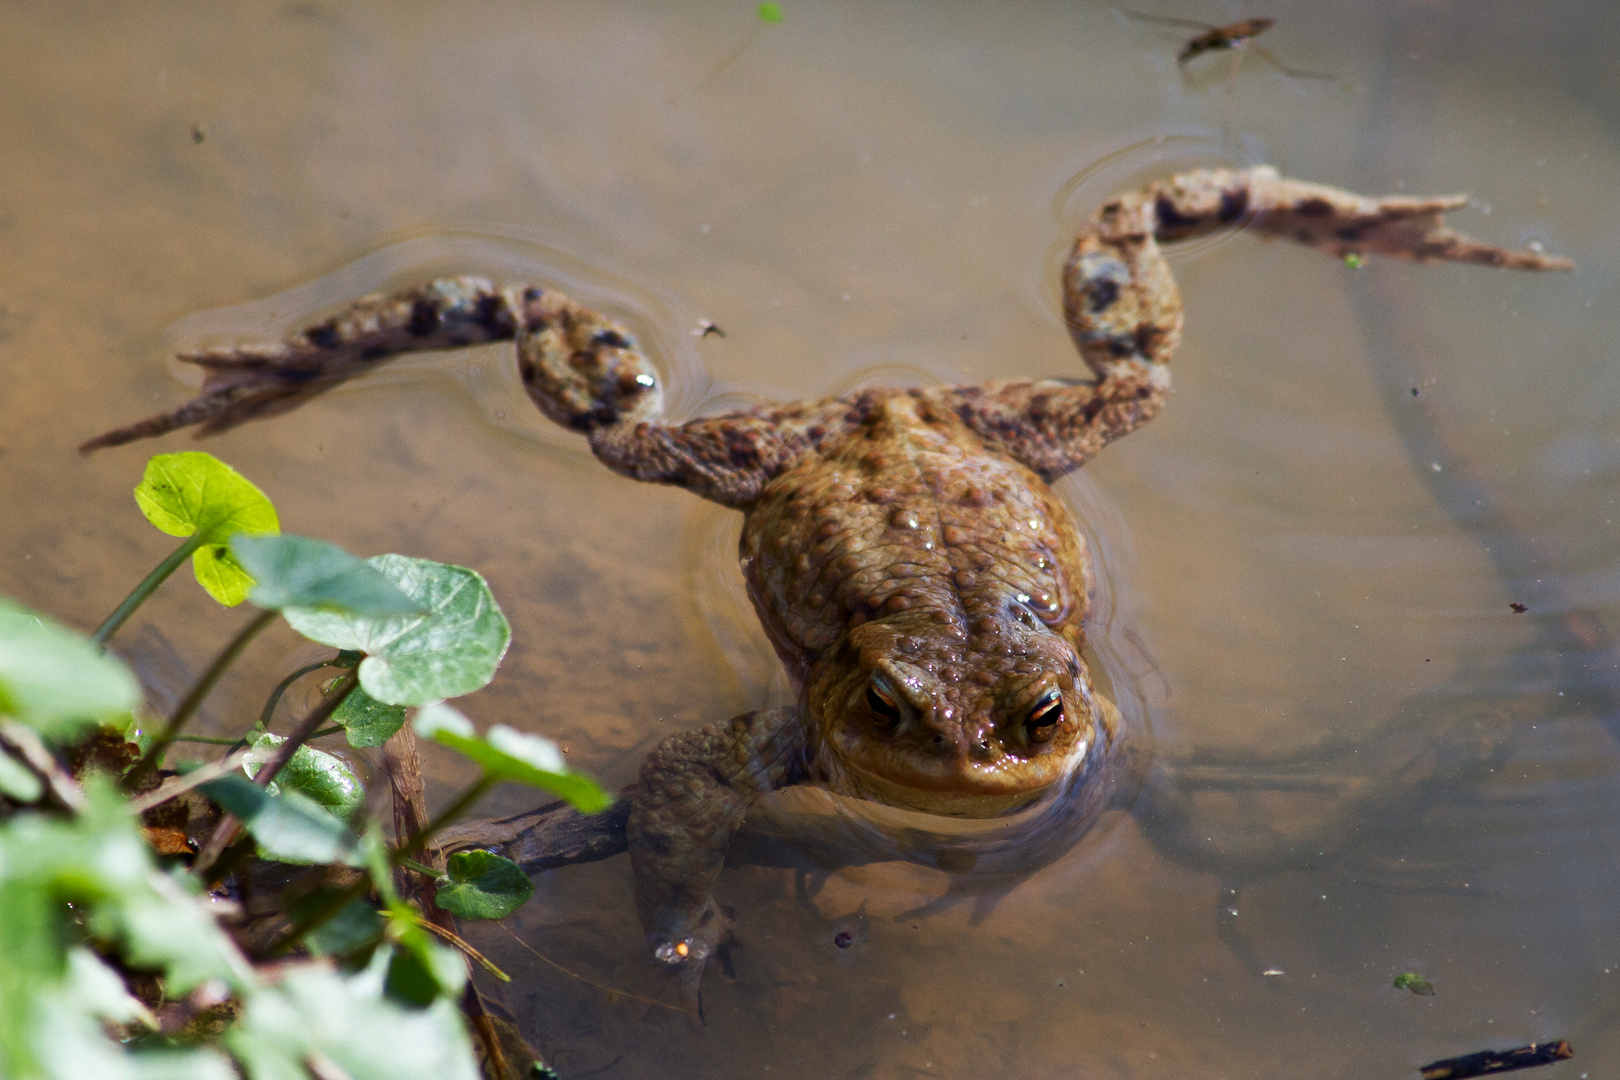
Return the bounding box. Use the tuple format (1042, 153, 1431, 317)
(628, 706, 809, 1015)
(82, 277, 848, 509)
(926, 166, 1572, 482)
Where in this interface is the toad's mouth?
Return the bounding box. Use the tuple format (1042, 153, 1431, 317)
(827, 737, 1091, 817)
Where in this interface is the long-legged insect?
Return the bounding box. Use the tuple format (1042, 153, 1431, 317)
(1120, 10, 1334, 81)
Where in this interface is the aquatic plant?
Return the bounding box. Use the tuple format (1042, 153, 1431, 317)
(0, 450, 604, 1079)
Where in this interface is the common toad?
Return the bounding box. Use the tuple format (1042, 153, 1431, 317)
(85, 167, 1569, 999)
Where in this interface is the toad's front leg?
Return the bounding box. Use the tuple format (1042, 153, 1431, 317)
(629, 707, 809, 1012)
(932, 166, 1571, 482)
(82, 278, 842, 509)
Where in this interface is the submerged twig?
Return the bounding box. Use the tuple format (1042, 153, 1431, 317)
(1419, 1041, 1573, 1080)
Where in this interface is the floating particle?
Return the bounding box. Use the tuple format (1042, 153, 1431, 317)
(1393, 972, 1436, 996)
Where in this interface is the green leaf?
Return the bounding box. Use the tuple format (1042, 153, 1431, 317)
(0, 747, 42, 802)
(200, 773, 361, 867)
(0, 781, 262, 1080)
(331, 687, 408, 749)
(225, 955, 479, 1080)
(382, 935, 467, 1008)
(434, 850, 534, 921)
(413, 704, 611, 813)
(758, 2, 783, 22)
(245, 733, 364, 821)
(231, 534, 424, 617)
(133, 452, 279, 607)
(0, 598, 141, 741)
(0, 778, 255, 1000)
(358, 824, 399, 906)
(301, 895, 385, 959)
(282, 556, 510, 706)
(29, 951, 238, 1080)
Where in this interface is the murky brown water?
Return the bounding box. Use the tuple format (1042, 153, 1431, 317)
(4, 2, 1618, 1076)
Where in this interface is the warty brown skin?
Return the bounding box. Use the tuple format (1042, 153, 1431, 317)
(84, 166, 1570, 1005)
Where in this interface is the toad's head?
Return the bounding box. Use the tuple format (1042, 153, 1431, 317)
(805, 598, 1113, 816)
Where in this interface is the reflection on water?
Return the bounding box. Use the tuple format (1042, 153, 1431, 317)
(2, 1, 1617, 1077)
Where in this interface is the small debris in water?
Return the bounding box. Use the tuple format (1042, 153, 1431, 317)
(1419, 1041, 1572, 1080)
(190, 124, 206, 143)
(1510, 603, 1528, 613)
(1393, 972, 1436, 995)
(694, 320, 726, 339)
(1262, 968, 1284, 977)
(834, 931, 853, 949)
(1344, 253, 1367, 269)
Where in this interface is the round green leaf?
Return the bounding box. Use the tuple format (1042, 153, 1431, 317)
(413, 704, 611, 813)
(245, 734, 364, 821)
(134, 452, 279, 607)
(331, 687, 408, 749)
(231, 534, 424, 617)
(282, 556, 510, 706)
(0, 598, 140, 741)
(434, 850, 534, 921)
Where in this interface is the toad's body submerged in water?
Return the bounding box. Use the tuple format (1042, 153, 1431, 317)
(86, 167, 1569, 997)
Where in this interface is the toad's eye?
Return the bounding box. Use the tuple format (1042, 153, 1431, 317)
(866, 680, 901, 732)
(1024, 690, 1063, 745)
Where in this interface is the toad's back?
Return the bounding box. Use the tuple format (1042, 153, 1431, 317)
(738, 389, 1092, 676)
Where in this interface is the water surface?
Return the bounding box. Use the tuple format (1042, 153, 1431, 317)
(1, 2, 1616, 1077)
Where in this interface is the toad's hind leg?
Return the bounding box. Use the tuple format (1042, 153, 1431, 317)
(940, 166, 1571, 482)
(82, 277, 819, 509)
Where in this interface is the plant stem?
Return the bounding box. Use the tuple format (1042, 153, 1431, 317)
(93, 534, 205, 646)
(124, 607, 278, 791)
(398, 856, 443, 879)
(395, 776, 495, 862)
(170, 735, 242, 745)
(307, 725, 343, 741)
(191, 672, 361, 877)
(255, 658, 337, 734)
(251, 672, 358, 790)
(275, 773, 495, 951)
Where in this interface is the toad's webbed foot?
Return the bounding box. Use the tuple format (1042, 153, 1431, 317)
(934, 166, 1571, 482)
(628, 707, 807, 1014)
